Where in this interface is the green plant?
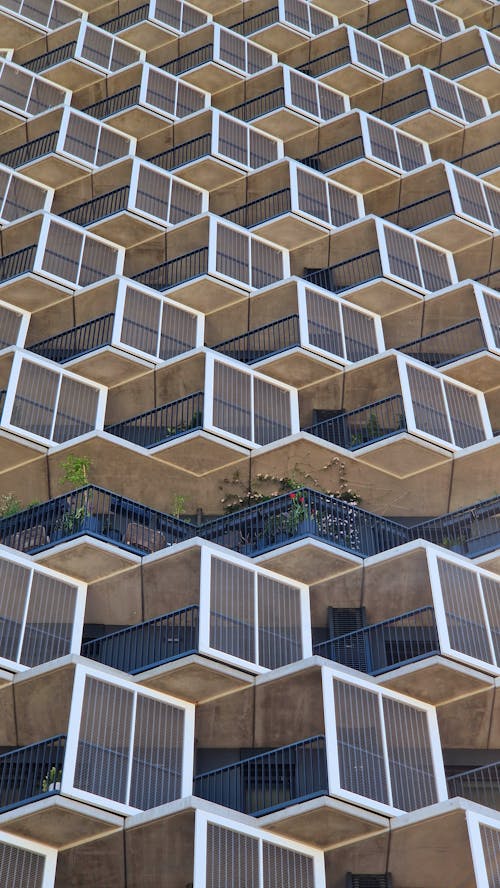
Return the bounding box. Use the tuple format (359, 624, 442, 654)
(0, 493, 21, 518)
(42, 766, 62, 793)
(172, 494, 186, 519)
(60, 454, 91, 488)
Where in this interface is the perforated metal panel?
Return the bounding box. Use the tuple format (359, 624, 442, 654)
(0, 62, 64, 116)
(79, 234, 118, 287)
(443, 380, 485, 447)
(258, 574, 302, 668)
(483, 292, 500, 349)
(52, 375, 100, 442)
(210, 557, 255, 662)
(11, 360, 59, 440)
(207, 824, 259, 888)
(385, 227, 421, 286)
(438, 558, 492, 663)
(20, 571, 77, 667)
(453, 170, 500, 229)
(0, 170, 46, 222)
(216, 224, 249, 284)
(382, 696, 437, 811)
(333, 679, 389, 804)
(262, 840, 315, 888)
(480, 824, 500, 887)
(430, 73, 485, 123)
(0, 559, 30, 663)
(213, 360, 252, 440)
(343, 305, 378, 361)
(0, 303, 23, 347)
(129, 694, 184, 809)
(146, 68, 205, 119)
(0, 840, 45, 888)
(250, 236, 283, 288)
(254, 376, 291, 443)
(482, 575, 500, 666)
(406, 364, 451, 443)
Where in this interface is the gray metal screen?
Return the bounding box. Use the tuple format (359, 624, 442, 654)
(437, 558, 493, 664)
(262, 840, 315, 888)
(382, 696, 438, 811)
(385, 226, 421, 287)
(0, 840, 45, 888)
(306, 288, 343, 357)
(481, 575, 500, 667)
(480, 824, 500, 888)
(406, 364, 452, 443)
(0, 559, 31, 664)
(0, 303, 23, 347)
(206, 824, 259, 888)
(11, 360, 59, 440)
(52, 375, 100, 442)
(250, 236, 284, 288)
(333, 679, 389, 805)
(121, 286, 161, 355)
(20, 571, 77, 667)
(0, 169, 46, 222)
(216, 224, 249, 284)
(210, 557, 255, 662)
(443, 380, 485, 447)
(258, 574, 302, 668)
(213, 360, 252, 440)
(254, 376, 291, 444)
(483, 292, 500, 349)
(129, 693, 184, 809)
(343, 304, 379, 361)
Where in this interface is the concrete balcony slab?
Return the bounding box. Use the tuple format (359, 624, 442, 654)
(259, 795, 389, 849)
(135, 653, 254, 702)
(33, 537, 141, 583)
(256, 538, 362, 584)
(0, 795, 123, 850)
(376, 655, 493, 705)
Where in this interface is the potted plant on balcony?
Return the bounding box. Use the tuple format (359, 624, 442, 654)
(53, 455, 101, 539)
(42, 766, 62, 793)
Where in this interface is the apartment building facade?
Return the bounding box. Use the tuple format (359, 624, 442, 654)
(0, 0, 498, 884)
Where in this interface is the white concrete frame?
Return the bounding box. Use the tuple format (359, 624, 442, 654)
(47, 106, 136, 171)
(63, 662, 195, 816)
(476, 284, 500, 354)
(284, 158, 364, 229)
(207, 215, 290, 290)
(0, 0, 83, 32)
(0, 544, 86, 673)
(0, 299, 30, 349)
(193, 808, 326, 888)
(444, 162, 500, 234)
(0, 829, 57, 888)
(124, 157, 208, 226)
(0, 59, 70, 117)
(297, 279, 385, 361)
(425, 68, 490, 124)
(377, 216, 458, 292)
(396, 351, 493, 451)
(348, 26, 410, 78)
(321, 664, 448, 818)
(212, 24, 277, 76)
(482, 29, 500, 71)
(72, 21, 145, 74)
(407, 0, 464, 36)
(283, 66, 350, 123)
(0, 163, 53, 223)
(466, 809, 500, 888)
(1, 349, 108, 447)
(198, 543, 312, 673)
(359, 110, 432, 172)
(139, 63, 210, 120)
(211, 110, 284, 170)
(32, 214, 125, 288)
(148, 0, 211, 34)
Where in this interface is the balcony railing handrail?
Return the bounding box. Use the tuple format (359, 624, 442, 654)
(0, 734, 67, 813)
(227, 86, 285, 122)
(161, 42, 213, 75)
(304, 393, 406, 450)
(105, 391, 204, 447)
(358, 7, 409, 37)
(222, 187, 291, 227)
(413, 495, 500, 557)
(435, 46, 488, 77)
(23, 40, 77, 73)
(382, 188, 454, 228)
(132, 246, 209, 291)
(28, 312, 115, 362)
(101, 2, 150, 33)
(61, 185, 130, 227)
(0, 130, 59, 168)
(0, 243, 37, 282)
(372, 88, 429, 123)
(303, 248, 383, 293)
(298, 44, 350, 77)
(447, 761, 500, 808)
(230, 5, 279, 36)
(301, 135, 364, 173)
(213, 313, 300, 362)
(397, 317, 487, 366)
(451, 140, 500, 174)
(148, 132, 212, 170)
(82, 85, 141, 119)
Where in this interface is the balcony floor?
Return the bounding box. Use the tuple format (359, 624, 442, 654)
(0, 795, 123, 849)
(174, 157, 247, 191)
(329, 158, 400, 194)
(252, 349, 342, 389)
(441, 351, 500, 393)
(376, 655, 494, 705)
(135, 653, 254, 702)
(33, 536, 141, 583)
(417, 216, 493, 253)
(256, 538, 362, 584)
(65, 347, 154, 388)
(355, 435, 452, 479)
(14, 154, 89, 190)
(259, 795, 389, 849)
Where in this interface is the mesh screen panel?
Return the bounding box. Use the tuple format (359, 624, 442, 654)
(160, 300, 198, 359)
(0, 840, 45, 888)
(250, 128, 278, 168)
(20, 571, 77, 666)
(443, 380, 485, 447)
(79, 235, 117, 287)
(0, 303, 22, 347)
(206, 824, 259, 888)
(0, 174, 46, 222)
(397, 131, 427, 171)
(343, 304, 378, 361)
(458, 84, 486, 123)
(454, 171, 491, 226)
(367, 118, 399, 167)
(27, 77, 63, 116)
(129, 694, 184, 809)
(438, 558, 492, 663)
(82, 24, 112, 70)
(482, 575, 500, 668)
(297, 167, 329, 223)
(213, 360, 252, 440)
(483, 292, 500, 349)
(169, 177, 203, 224)
(42, 221, 82, 283)
(289, 71, 317, 117)
(121, 286, 161, 355)
(218, 115, 248, 166)
(306, 288, 343, 357)
(0, 559, 30, 663)
(210, 557, 255, 662)
(251, 237, 283, 288)
(216, 224, 249, 283)
(485, 185, 500, 230)
(486, 33, 500, 66)
(262, 841, 315, 888)
(328, 181, 359, 227)
(333, 679, 389, 804)
(407, 364, 451, 442)
(435, 5, 461, 36)
(431, 73, 462, 119)
(11, 360, 59, 440)
(63, 113, 98, 164)
(258, 574, 302, 668)
(480, 824, 500, 887)
(96, 125, 130, 166)
(254, 376, 291, 444)
(354, 31, 383, 74)
(220, 29, 247, 73)
(385, 226, 421, 286)
(416, 240, 452, 291)
(383, 696, 437, 811)
(136, 164, 170, 221)
(52, 375, 99, 442)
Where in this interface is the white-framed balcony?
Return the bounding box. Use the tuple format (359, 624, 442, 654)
(144, 108, 283, 191)
(130, 214, 289, 313)
(214, 65, 349, 141)
(295, 110, 431, 194)
(149, 23, 276, 93)
(93, 0, 210, 51)
(395, 282, 500, 394)
(125, 804, 328, 888)
(0, 300, 29, 352)
(56, 156, 207, 247)
(0, 0, 82, 50)
(0, 163, 52, 225)
(0, 213, 124, 311)
(103, 349, 299, 473)
(357, 66, 490, 144)
(79, 62, 209, 139)
(0, 59, 70, 134)
(373, 160, 500, 253)
(27, 276, 204, 387)
(467, 810, 500, 887)
(209, 277, 383, 389)
(17, 20, 145, 92)
(283, 24, 409, 96)
(303, 351, 492, 477)
(0, 350, 107, 470)
(81, 540, 311, 700)
(434, 27, 500, 106)
(0, 106, 135, 189)
(214, 158, 364, 249)
(301, 216, 457, 316)
(216, 0, 338, 53)
(0, 545, 85, 673)
(436, 111, 500, 188)
(0, 832, 57, 888)
(344, 0, 464, 56)
(193, 662, 447, 840)
(0, 662, 194, 843)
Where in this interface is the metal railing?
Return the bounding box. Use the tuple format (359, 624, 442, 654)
(149, 133, 212, 171)
(29, 313, 115, 362)
(82, 605, 199, 673)
(132, 246, 209, 291)
(194, 735, 328, 816)
(304, 395, 406, 450)
(372, 89, 429, 124)
(451, 141, 500, 177)
(24, 40, 77, 73)
(298, 45, 350, 77)
(413, 496, 500, 558)
(314, 606, 439, 674)
(477, 268, 500, 291)
(101, 3, 150, 33)
(435, 47, 488, 80)
(61, 186, 130, 227)
(447, 762, 500, 809)
(0, 735, 66, 812)
(0, 131, 59, 168)
(301, 136, 364, 174)
(202, 487, 409, 558)
(231, 5, 279, 36)
(82, 85, 141, 119)
(227, 87, 285, 122)
(105, 391, 204, 447)
(304, 249, 383, 293)
(222, 188, 291, 227)
(213, 314, 300, 363)
(359, 8, 409, 38)
(0, 244, 36, 282)
(0, 485, 194, 556)
(383, 189, 454, 230)
(161, 43, 213, 75)
(397, 318, 487, 367)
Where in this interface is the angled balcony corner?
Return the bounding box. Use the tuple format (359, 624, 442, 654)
(0, 57, 70, 133)
(434, 27, 500, 102)
(0, 299, 29, 352)
(344, 0, 463, 55)
(93, 0, 209, 50)
(215, 0, 338, 54)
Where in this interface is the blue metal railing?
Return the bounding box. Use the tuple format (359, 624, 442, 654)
(161, 43, 213, 75)
(371, 89, 429, 124)
(23, 40, 77, 73)
(194, 735, 328, 816)
(298, 44, 350, 77)
(101, 3, 149, 33)
(222, 188, 291, 228)
(397, 318, 487, 367)
(82, 85, 141, 119)
(0, 244, 36, 282)
(132, 246, 209, 292)
(0, 485, 194, 556)
(29, 313, 115, 363)
(0, 131, 59, 168)
(149, 133, 212, 171)
(61, 186, 130, 227)
(82, 605, 199, 672)
(230, 5, 279, 36)
(304, 249, 383, 293)
(0, 735, 66, 812)
(314, 606, 439, 674)
(359, 8, 409, 38)
(382, 189, 454, 230)
(451, 141, 500, 176)
(105, 392, 204, 448)
(227, 87, 285, 122)
(435, 47, 488, 80)
(304, 395, 406, 450)
(447, 762, 500, 809)
(477, 268, 500, 290)
(302, 136, 364, 173)
(213, 314, 300, 363)
(413, 496, 500, 558)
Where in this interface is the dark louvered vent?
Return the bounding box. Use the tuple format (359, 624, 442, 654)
(328, 607, 366, 638)
(346, 874, 393, 888)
